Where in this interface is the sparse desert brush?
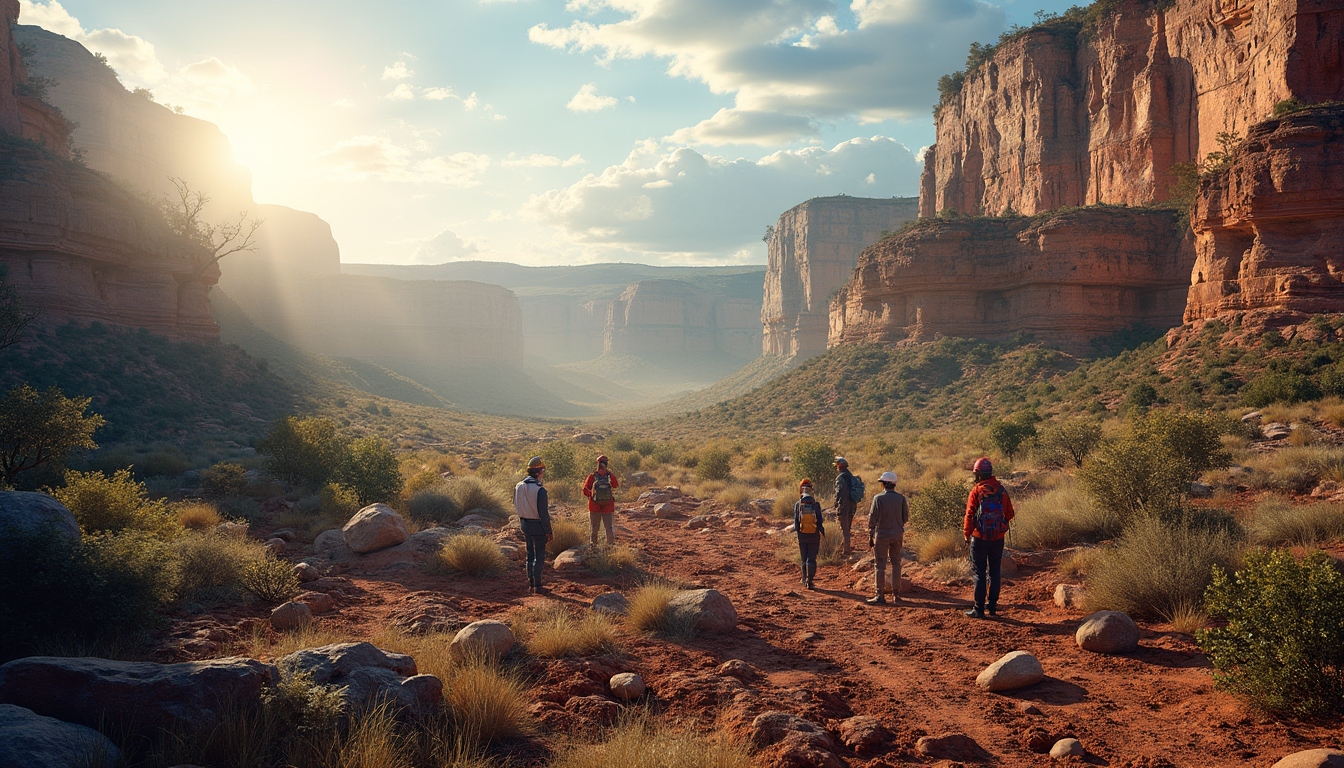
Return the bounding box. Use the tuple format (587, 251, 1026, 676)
(511, 604, 620, 658)
(930, 556, 972, 584)
(1244, 446, 1344, 493)
(1055, 548, 1099, 580)
(53, 468, 181, 539)
(1245, 496, 1344, 547)
(772, 495, 795, 519)
(916, 529, 965, 564)
(320, 482, 361, 519)
(587, 545, 641, 576)
(626, 580, 695, 638)
(237, 622, 353, 660)
(1323, 402, 1344, 429)
(1167, 603, 1207, 635)
(714, 483, 754, 508)
(176, 501, 223, 530)
(403, 469, 445, 499)
(435, 534, 506, 576)
(547, 517, 587, 557)
(441, 653, 532, 743)
(552, 713, 752, 768)
(443, 476, 510, 517)
(173, 530, 269, 597)
(240, 557, 301, 603)
(407, 484, 464, 526)
(1086, 516, 1239, 622)
(200, 461, 248, 498)
(909, 478, 969, 533)
(1011, 484, 1123, 550)
(695, 447, 733, 481)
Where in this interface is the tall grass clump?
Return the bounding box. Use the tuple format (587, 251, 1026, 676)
(546, 517, 587, 557)
(1244, 446, 1344, 493)
(1010, 484, 1123, 549)
(626, 580, 695, 638)
(916, 529, 965, 564)
(442, 476, 510, 517)
(714, 483, 754, 508)
(407, 485, 464, 526)
(176, 501, 223, 531)
(440, 654, 531, 744)
(1086, 516, 1239, 622)
(435, 534, 506, 576)
(587, 545, 641, 576)
(512, 604, 620, 658)
(173, 530, 270, 598)
(909, 478, 968, 533)
(552, 714, 752, 768)
(1245, 497, 1344, 547)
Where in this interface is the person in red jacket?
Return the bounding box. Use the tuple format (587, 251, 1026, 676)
(582, 455, 620, 548)
(962, 457, 1015, 619)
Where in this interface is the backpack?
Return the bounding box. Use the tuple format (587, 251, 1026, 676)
(592, 473, 614, 504)
(848, 475, 866, 503)
(975, 485, 1010, 539)
(797, 499, 822, 535)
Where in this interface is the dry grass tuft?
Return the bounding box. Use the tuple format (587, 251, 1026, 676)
(1245, 497, 1344, 548)
(172, 531, 270, 598)
(1167, 603, 1208, 635)
(435, 535, 506, 576)
(1055, 548, 1099, 580)
(511, 604, 620, 658)
(930, 556, 972, 584)
(176, 502, 223, 531)
(546, 517, 588, 557)
(1086, 517, 1239, 621)
(916, 529, 966, 564)
(714, 483, 755, 508)
(1010, 484, 1123, 550)
(1243, 446, 1344, 493)
(440, 653, 532, 744)
(772, 495, 795, 519)
(625, 580, 695, 638)
(587, 545, 641, 576)
(552, 713, 752, 768)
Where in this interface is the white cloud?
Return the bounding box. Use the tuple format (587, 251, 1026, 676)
(414, 229, 480, 263)
(382, 61, 415, 80)
(566, 83, 618, 112)
(670, 108, 816, 147)
(502, 153, 585, 168)
(318, 135, 491, 186)
(386, 83, 416, 100)
(422, 87, 456, 100)
(526, 135, 920, 256)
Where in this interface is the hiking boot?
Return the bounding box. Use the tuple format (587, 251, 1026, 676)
(965, 607, 985, 619)
(806, 580, 816, 590)
(987, 606, 999, 617)
(865, 596, 886, 605)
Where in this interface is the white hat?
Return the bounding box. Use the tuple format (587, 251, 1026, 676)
(879, 471, 898, 484)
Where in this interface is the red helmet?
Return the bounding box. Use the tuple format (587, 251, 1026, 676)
(596, 455, 609, 464)
(799, 478, 813, 491)
(973, 457, 993, 476)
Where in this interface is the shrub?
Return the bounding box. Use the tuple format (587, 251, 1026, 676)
(695, 448, 732, 481)
(540, 440, 579, 482)
(408, 485, 464, 525)
(436, 534, 505, 576)
(916, 529, 965, 563)
(257, 415, 346, 487)
(1080, 435, 1185, 518)
(53, 468, 180, 539)
(443, 476, 510, 517)
(1199, 549, 1344, 717)
(1241, 370, 1322, 407)
(552, 715, 752, 768)
(772, 494, 795, 519)
(619, 450, 642, 471)
(337, 436, 404, 505)
(441, 655, 531, 743)
(790, 438, 836, 488)
(173, 531, 269, 598)
(1245, 497, 1344, 547)
(988, 415, 1037, 459)
(1034, 419, 1102, 468)
(930, 556, 972, 584)
(513, 604, 620, 657)
(1055, 548, 1099, 580)
(0, 383, 104, 488)
(1011, 485, 1122, 549)
(608, 434, 635, 453)
(714, 483, 753, 508)
(909, 478, 968, 532)
(240, 557, 300, 602)
(626, 580, 695, 638)
(587, 544, 641, 576)
(1086, 517, 1239, 621)
(320, 482, 362, 518)
(547, 517, 588, 557)
(176, 501, 222, 531)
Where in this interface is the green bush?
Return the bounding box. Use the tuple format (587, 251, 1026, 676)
(1086, 517, 1239, 621)
(1199, 549, 1344, 717)
(240, 557, 300, 603)
(607, 435, 635, 453)
(789, 438, 836, 487)
(988, 414, 1037, 459)
(257, 416, 347, 487)
(52, 469, 180, 539)
(909, 478, 969, 533)
(1034, 419, 1102, 468)
(1081, 412, 1229, 518)
(319, 482, 361, 518)
(336, 436, 403, 505)
(695, 448, 733, 481)
(0, 383, 104, 489)
(406, 485, 463, 525)
(173, 531, 269, 599)
(1241, 370, 1322, 407)
(540, 440, 579, 482)
(200, 462, 248, 497)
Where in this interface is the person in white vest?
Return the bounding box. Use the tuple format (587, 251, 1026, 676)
(514, 456, 554, 595)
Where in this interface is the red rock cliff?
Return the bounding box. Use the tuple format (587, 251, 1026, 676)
(829, 208, 1193, 354)
(921, 0, 1344, 218)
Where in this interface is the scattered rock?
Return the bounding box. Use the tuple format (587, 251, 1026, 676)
(976, 650, 1045, 692)
(263, 537, 286, 555)
(0, 492, 80, 545)
(1016, 701, 1043, 716)
(685, 515, 711, 530)
(851, 555, 876, 573)
(297, 591, 336, 615)
(999, 554, 1020, 577)
(270, 529, 298, 542)
(749, 712, 839, 766)
(456, 513, 501, 529)
(450, 620, 515, 658)
(1050, 738, 1085, 758)
(916, 733, 990, 762)
(750, 498, 774, 514)
(293, 562, 321, 582)
(0, 656, 277, 733)
(718, 659, 755, 679)
(653, 503, 678, 518)
(270, 601, 313, 631)
(1025, 727, 1052, 752)
(498, 543, 522, 560)
(572, 432, 603, 444)
(0, 704, 122, 768)
(1188, 481, 1214, 498)
(279, 643, 441, 719)
(1054, 583, 1085, 609)
(591, 592, 630, 616)
(1076, 611, 1140, 654)
(1241, 410, 1262, 423)
(388, 593, 463, 635)
(566, 695, 620, 724)
(667, 588, 738, 632)
(608, 672, 645, 701)
(838, 715, 892, 755)
(629, 471, 655, 486)
(553, 545, 589, 570)
(342, 504, 410, 554)
(1263, 422, 1293, 440)
(1272, 749, 1344, 768)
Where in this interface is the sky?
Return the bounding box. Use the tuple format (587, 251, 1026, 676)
(18, 0, 1079, 266)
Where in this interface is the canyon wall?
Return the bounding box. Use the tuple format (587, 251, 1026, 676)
(763, 196, 919, 358)
(606, 279, 760, 359)
(829, 208, 1193, 354)
(921, 0, 1344, 218)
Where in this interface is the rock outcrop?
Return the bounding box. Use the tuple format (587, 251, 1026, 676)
(763, 196, 919, 358)
(829, 208, 1193, 353)
(921, 0, 1344, 218)
(606, 279, 759, 359)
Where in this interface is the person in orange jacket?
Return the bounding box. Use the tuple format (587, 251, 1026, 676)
(962, 457, 1015, 619)
(582, 455, 620, 548)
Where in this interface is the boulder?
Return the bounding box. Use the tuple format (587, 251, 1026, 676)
(450, 620, 516, 659)
(1273, 749, 1344, 768)
(1050, 738, 1085, 758)
(293, 562, 321, 582)
(342, 504, 409, 554)
(0, 656, 278, 733)
(629, 471, 655, 486)
(667, 589, 738, 632)
(1188, 481, 1214, 498)
(749, 712, 836, 751)
(553, 545, 589, 570)
(975, 650, 1044, 692)
(296, 591, 336, 615)
(1263, 422, 1293, 440)
(608, 672, 645, 701)
(838, 715, 892, 755)
(915, 733, 990, 762)
(279, 643, 441, 719)
(263, 537, 286, 555)
(653, 503, 678, 518)
(1054, 584, 1085, 609)
(270, 601, 313, 631)
(456, 513, 501, 529)
(684, 515, 711, 530)
(314, 529, 354, 560)
(0, 492, 80, 545)
(1076, 611, 1140, 654)
(591, 592, 630, 616)
(0, 704, 121, 768)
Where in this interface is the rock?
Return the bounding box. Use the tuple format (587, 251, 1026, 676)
(1050, 738, 1084, 758)
(667, 589, 738, 632)
(1188, 482, 1214, 498)
(975, 650, 1044, 692)
(1054, 583, 1085, 609)
(685, 515, 711, 530)
(1272, 749, 1344, 768)
(565, 695, 620, 724)
(653, 503, 678, 518)
(718, 659, 755, 679)
(1016, 701, 1043, 716)
(293, 562, 321, 582)
(499, 543, 522, 560)
(749, 711, 836, 751)
(1025, 727, 1053, 753)
(999, 553, 1019, 577)
(1076, 611, 1140, 654)
(553, 545, 588, 570)
(456, 513, 501, 529)
(314, 528, 354, 560)
(216, 521, 249, 537)
(629, 471, 655, 486)
(449, 620, 515, 659)
(0, 656, 278, 733)
(297, 591, 336, 615)
(750, 498, 774, 514)
(838, 715, 892, 755)
(0, 492, 80, 546)
(270, 601, 313, 631)
(271, 529, 298, 542)
(279, 643, 441, 719)
(608, 672, 645, 701)
(851, 555, 875, 572)
(1263, 422, 1293, 440)
(572, 432, 602, 444)
(1241, 410, 1263, 423)
(0, 704, 121, 768)
(591, 592, 630, 616)
(263, 537, 286, 555)
(916, 733, 990, 762)
(342, 504, 409, 554)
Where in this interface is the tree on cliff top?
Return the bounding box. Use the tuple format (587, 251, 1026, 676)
(160, 177, 264, 279)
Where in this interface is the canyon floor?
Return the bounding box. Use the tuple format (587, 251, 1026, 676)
(168, 499, 1343, 768)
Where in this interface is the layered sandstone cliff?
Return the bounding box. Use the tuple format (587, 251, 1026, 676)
(921, 0, 1344, 218)
(829, 208, 1193, 353)
(606, 279, 759, 359)
(763, 196, 918, 358)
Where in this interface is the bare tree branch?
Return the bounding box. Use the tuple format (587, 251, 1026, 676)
(160, 177, 266, 280)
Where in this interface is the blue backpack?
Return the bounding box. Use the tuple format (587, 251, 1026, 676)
(848, 475, 865, 503)
(975, 486, 1009, 539)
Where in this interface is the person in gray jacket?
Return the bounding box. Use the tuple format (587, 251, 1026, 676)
(514, 456, 553, 595)
(833, 456, 858, 555)
(866, 471, 909, 605)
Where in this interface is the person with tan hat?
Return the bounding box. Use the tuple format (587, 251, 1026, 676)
(833, 456, 860, 555)
(514, 456, 553, 595)
(866, 471, 909, 605)
(794, 479, 826, 590)
(582, 454, 620, 548)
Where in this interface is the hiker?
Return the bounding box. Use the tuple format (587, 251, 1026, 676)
(582, 454, 620, 548)
(794, 479, 826, 590)
(963, 457, 1015, 618)
(833, 456, 860, 555)
(866, 471, 909, 605)
(514, 456, 554, 595)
